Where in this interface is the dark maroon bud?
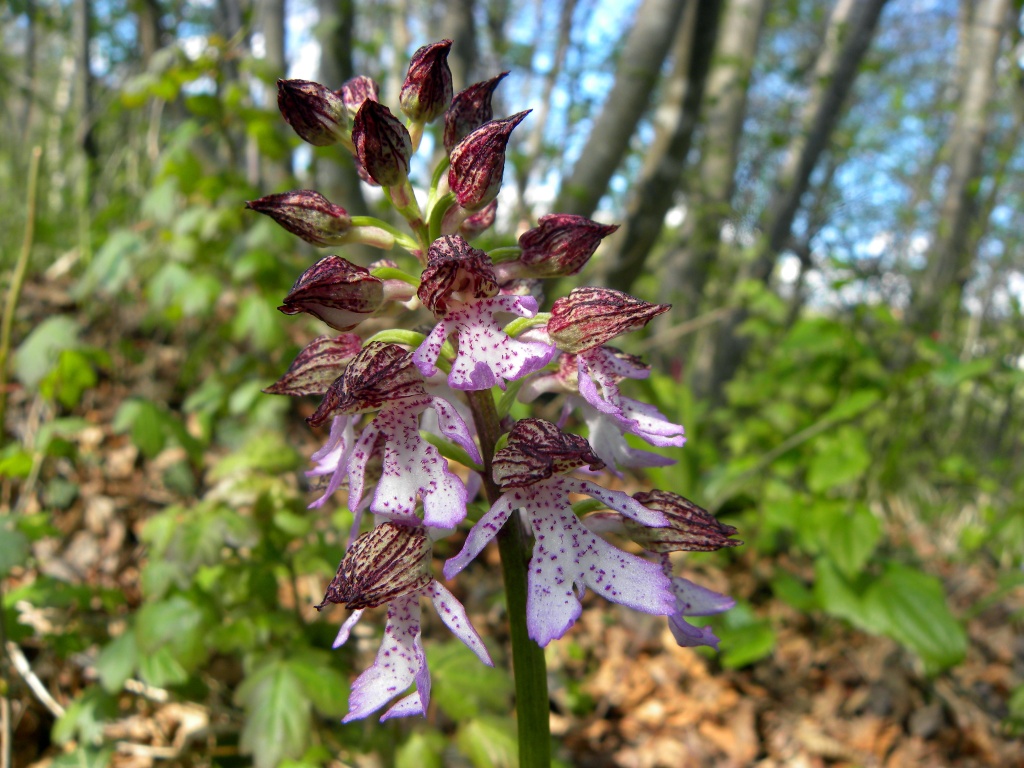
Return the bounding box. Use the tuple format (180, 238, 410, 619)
(352, 100, 413, 187)
(263, 334, 362, 397)
(245, 190, 351, 247)
(628, 490, 741, 553)
(308, 342, 426, 425)
(338, 75, 380, 120)
(443, 72, 509, 153)
(417, 235, 499, 314)
(399, 40, 453, 123)
(315, 522, 432, 610)
(279, 255, 384, 332)
(277, 79, 348, 146)
(448, 111, 530, 211)
(459, 199, 498, 240)
(518, 214, 619, 277)
(548, 287, 670, 354)
(492, 418, 604, 488)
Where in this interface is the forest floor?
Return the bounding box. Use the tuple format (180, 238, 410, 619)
(3, 281, 1023, 768)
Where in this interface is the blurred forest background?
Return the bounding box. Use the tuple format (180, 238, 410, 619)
(2, 0, 1024, 765)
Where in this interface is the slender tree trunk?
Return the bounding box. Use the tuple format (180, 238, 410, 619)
(258, 0, 290, 188)
(675, 0, 768, 315)
(911, 0, 1012, 332)
(697, 0, 889, 402)
(601, 0, 724, 292)
(553, 0, 690, 217)
(440, 0, 478, 88)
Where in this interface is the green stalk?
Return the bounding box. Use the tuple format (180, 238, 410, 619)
(465, 390, 550, 768)
(0, 146, 42, 444)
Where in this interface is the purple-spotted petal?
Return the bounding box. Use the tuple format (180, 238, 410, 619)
(668, 575, 735, 649)
(332, 608, 365, 649)
(582, 404, 676, 471)
(516, 478, 674, 645)
(411, 319, 451, 379)
(307, 414, 356, 508)
(437, 294, 556, 391)
(427, 581, 493, 666)
(342, 594, 427, 722)
(563, 476, 670, 529)
(443, 494, 513, 579)
(429, 397, 483, 464)
(368, 398, 468, 529)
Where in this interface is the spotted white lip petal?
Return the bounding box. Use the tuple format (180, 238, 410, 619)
(369, 399, 468, 529)
(443, 295, 556, 391)
(442, 494, 513, 579)
(521, 478, 675, 646)
(576, 352, 621, 417)
(429, 396, 483, 464)
(342, 594, 428, 723)
(427, 581, 493, 666)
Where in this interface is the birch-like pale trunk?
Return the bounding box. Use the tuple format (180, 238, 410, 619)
(553, 0, 690, 218)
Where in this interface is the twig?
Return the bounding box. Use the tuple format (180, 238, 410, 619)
(0, 146, 43, 443)
(4, 642, 65, 718)
(634, 306, 732, 353)
(1, 694, 10, 768)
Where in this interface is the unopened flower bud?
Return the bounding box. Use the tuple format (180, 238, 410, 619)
(492, 418, 604, 488)
(444, 72, 509, 153)
(279, 255, 384, 332)
(263, 334, 362, 397)
(518, 215, 619, 277)
(316, 522, 432, 610)
(338, 75, 380, 120)
(448, 111, 530, 211)
(459, 199, 498, 240)
(548, 287, 670, 354)
(246, 190, 351, 247)
(277, 79, 348, 146)
(308, 342, 426, 425)
(400, 40, 453, 123)
(352, 100, 413, 187)
(418, 235, 499, 314)
(627, 490, 741, 553)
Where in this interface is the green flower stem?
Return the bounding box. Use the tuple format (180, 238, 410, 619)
(487, 246, 523, 264)
(465, 389, 551, 768)
(348, 216, 421, 252)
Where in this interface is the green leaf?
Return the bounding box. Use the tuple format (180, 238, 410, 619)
(73, 229, 143, 299)
(96, 632, 139, 693)
(813, 557, 886, 634)
(455, 716, 519, 768)
(138, 645, 189, 688)
(50, 746, 116, 768)
(0, 446, 33, 479)
(397, 732, 448, 768)
(14, 316, 81, 389)
(717, 603, 777, 669)
(288, 651, 350, 717)
(235, 658, 313, 768)
(0, 517, 30, 575)
(806, 425, 871, 492)
(53, 689, 118, 745)
(864, 563, 967, 673)
(820, 504, 882, 580)
(428, 641, 513, 721)
(820, 389, 882, 423)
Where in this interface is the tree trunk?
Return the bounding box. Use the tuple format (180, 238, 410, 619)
(553, 0, 690, 218)
(601, 0, 723, 292)
(675, 0, 768, 315)
(697, 0, 889, 402)
(440, 0, 478, 88)
(258, 0, 290, 188)
(911, 0, 1012, 332)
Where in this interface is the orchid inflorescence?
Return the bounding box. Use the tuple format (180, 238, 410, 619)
(249, 39, 739, 725)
